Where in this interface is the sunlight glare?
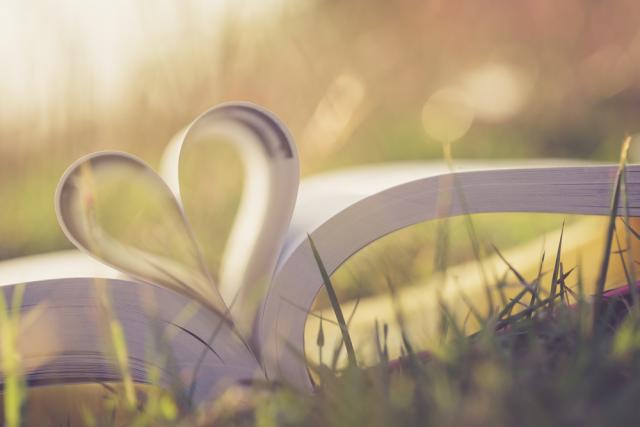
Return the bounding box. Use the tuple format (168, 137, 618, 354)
(0, 0, 281, 119)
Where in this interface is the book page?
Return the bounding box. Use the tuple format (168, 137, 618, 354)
(158, 102, 299, 336)
(55, 152, 230, 316)
(1, 102, 300, 349)
(0, 250, 119, 286)
(280, 159, 589, 262)
(0, 278, 262, 404)
(259, 162, 640, 390)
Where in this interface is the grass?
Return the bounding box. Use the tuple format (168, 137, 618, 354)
(0, 284, 26, 427)
(247, 139, 640, 427)
(3, 1, 640, 424)
(593, 136, 631, 328)
(2, 140, 640, 426)
(308, 234, 357, 367)
(240, 306, 635, 427)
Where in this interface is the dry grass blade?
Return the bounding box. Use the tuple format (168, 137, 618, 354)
(614, 230, 635, 305)
(621, 218, 640, 240)
(621, 170, 639, 306)
(593, 136, 631, 328)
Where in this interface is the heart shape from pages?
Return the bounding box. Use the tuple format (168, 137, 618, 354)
(55, 152, 230, 319)
(55, 102, 300, 338)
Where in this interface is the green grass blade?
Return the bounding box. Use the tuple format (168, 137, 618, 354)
(330, 294, 361, 371)
(308, 234, 357, 366)
(492, 244, 540, 299)
(529, 251, 545, 318)
(497, 287, 530, 321)
(549, 221, 565, 301)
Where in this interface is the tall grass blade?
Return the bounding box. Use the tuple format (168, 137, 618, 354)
(330, 294, 361, 371)
(496, 293, 563, 330)
(280, 296, 339, 326)
(438, 297, 464, 340)
(549, 221, 565, 301)
(317, 314, 325, 366)
(0, 285, 25, 427)
(614, 230, 635, 307)
(456, 286, 486, 325)
(497, 287, 529, 321)
(441, 144, 494, 311)
(495, 270, 509, 308)
(433, 218, 451, 274)
(374, 318, 384, 362)
(308, 234, 357, 366)
(576, 253, 589, 337)
(384, 274, 417, 357)
(621, 217, 640, 240)
(492, 244, 540, 299)
(593, 136, 631, 328)
(621, 168, 639, 306)
(96, 280, 137, 409)
(529, 251, 545, 318)
(559, 262, 567, 304)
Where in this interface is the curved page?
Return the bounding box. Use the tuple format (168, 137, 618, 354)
(158, 102, 299, 335)
(0, 250, 119, 285)
(259, 163, 640, 390)
(55, 152, 229, 317)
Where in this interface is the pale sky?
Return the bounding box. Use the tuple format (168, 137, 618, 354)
(0, 0, 280, 117)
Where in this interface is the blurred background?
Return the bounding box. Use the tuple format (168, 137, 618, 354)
(2, 0, 640, 303)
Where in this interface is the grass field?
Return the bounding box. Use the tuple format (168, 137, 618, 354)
(4, 1, 640, 425)
(1, 142, 639, 426)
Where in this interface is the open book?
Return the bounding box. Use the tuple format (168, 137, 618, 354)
(2, 102, 640, 403)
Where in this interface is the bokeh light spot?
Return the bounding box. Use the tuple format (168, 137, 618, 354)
(461, 62, 531, 122)
(422, 87, 474, 144)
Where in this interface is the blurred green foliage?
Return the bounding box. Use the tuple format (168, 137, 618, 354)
(2, 0, 640, 261)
